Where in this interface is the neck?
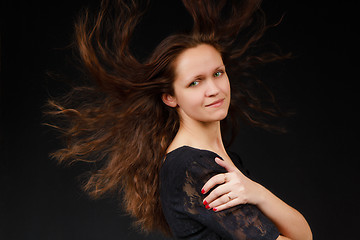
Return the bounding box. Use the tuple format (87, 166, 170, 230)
(173, 116, 226, 154)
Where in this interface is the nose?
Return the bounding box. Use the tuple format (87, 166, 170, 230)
(205, 79, 220, 97)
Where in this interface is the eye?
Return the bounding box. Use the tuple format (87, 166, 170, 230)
(189, 81, 200, 87)
(214, 70, 223, 77)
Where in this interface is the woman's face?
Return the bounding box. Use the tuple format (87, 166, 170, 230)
(163, 44, 231, 123)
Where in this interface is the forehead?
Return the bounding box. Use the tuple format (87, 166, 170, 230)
(174, 44, 223, 80)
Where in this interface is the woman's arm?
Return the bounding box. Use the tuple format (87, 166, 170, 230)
(277, 236, 292, 240)
(162, 148, 280, 239)
(202, 157, 312, 240)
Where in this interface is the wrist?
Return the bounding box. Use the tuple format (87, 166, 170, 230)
(253, 183, 269, 206)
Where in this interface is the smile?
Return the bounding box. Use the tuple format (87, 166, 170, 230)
(205, 99, 224, 107)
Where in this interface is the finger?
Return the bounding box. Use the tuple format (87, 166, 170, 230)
(212, 198, 244, 212)
(214, 157, 237, 172)
(206, 192, 233, 209)
(201, 173, 228, 194)
(203, 183, 232, 205)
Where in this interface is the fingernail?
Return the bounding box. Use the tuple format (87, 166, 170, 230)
(201, 189, 205, 194)
(205, 204, 210, 209)
(213, 208, 217, 212)
(203, 200, 208, 205)
(215, 157, 223, 161)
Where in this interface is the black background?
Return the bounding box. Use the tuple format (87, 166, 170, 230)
(1, 0, 358, 239)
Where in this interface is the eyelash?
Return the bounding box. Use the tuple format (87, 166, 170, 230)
(214, 70, 224, 77)
(188, 70, 225, 87)
(189, 81, 200, 87)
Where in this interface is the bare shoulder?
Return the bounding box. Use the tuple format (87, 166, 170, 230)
(166, 142, 184, 154)
(166, 133, 192, 154)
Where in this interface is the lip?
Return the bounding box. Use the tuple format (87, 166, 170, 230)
(205, 98, 225, 107)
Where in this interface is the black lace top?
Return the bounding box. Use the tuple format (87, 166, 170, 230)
(160, 146, 280, 240)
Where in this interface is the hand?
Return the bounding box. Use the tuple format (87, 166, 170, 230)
(201, 157, 265, 212)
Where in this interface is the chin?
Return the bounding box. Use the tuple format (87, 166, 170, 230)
(218, 113, 229, 121)
(205, 110, 229, 122)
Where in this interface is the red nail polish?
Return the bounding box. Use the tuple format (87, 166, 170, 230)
(205, 204, 210, 209)
(213, 208, 217, 212)
(201, 189, 205, 194)
(203, 200, 208, 205)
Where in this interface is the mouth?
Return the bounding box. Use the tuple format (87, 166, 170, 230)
(205, 98, 225, 107)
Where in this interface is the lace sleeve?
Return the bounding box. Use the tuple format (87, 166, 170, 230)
(182, 152, 280, 240)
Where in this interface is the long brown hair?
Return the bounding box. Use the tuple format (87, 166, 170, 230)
(47, 0, 286, 235)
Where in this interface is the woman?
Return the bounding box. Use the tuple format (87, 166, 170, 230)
(159, 43, 311, 239)
(48, 0, 312, 239)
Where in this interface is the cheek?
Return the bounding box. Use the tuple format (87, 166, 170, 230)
(174, 89, 206, 115)
(220, 77, 231, 95)
(178, 93, 203, 109)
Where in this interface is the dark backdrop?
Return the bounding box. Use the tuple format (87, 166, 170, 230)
(1, 0, 358, 239)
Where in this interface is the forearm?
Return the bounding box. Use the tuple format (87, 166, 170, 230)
(202, 158, 312, 239)
(256, 184, 312, 240)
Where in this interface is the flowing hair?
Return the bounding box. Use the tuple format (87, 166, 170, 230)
(46, 0, 287, 235)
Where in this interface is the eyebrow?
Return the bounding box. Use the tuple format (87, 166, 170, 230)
(189, 65, 225, 81)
